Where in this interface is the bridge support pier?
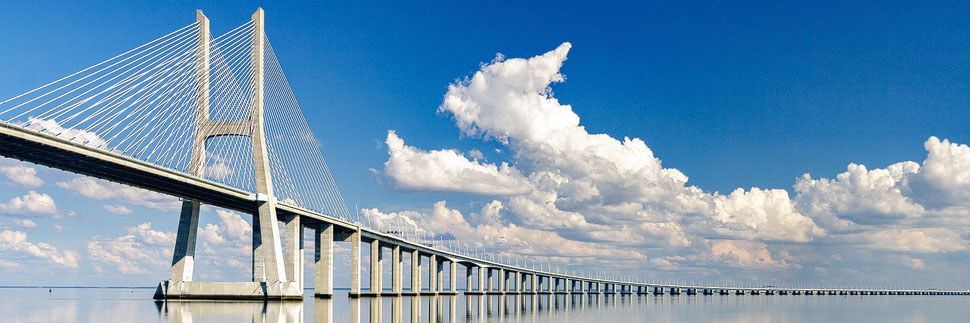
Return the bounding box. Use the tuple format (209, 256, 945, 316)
(390, 245, 402, 295)
(407, 250, 420, 295)
(314, 223, 333, 297)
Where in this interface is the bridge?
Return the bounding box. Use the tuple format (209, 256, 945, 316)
(0, 9, 966, 300)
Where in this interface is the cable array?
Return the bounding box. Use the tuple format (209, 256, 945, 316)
(0, 20, 354, 223)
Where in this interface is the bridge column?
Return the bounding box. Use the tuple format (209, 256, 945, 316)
(520, 272, 527, 293)
(169, 201, 201, 283)
(531, 274, 538, 293)
(313, 223, 333, 297)
(479, 267, 487, 292)
(370, 240, 382, 293)
(449, 261, 457, 292)
(410, 251, 421, 293)
(436, 258, 444, 293)
(428, 254, 438, 293)
(283, 214, 303, 290)
(392, 245, 402, 294)
(486, 268, 493, 292)
(466, 265, 474, 292)
(350, 230, 361, 295)
(498, 268, 505, 293)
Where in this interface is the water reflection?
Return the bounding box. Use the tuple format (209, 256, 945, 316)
(149, 291, 970, 322)
(160, 300, 302, 322)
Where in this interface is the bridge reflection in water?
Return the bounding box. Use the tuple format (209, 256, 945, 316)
(155, 292, 627, 322)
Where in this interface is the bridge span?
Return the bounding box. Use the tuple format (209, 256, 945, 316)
(0, 9, 966, 300)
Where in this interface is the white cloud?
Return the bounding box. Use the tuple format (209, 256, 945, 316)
(88, 222, 175, 274)
(847, 228, 966, 253)
(381, 131, 531, 195)
(0, 230, 78, 268)
(0, 191, 57, 215)
(22, 117, 107, 148)
(371, 43, 970, 281)
(88, 211, 253, 277)
(204, 163, 233, 181)
(0, 163, 43, 187)
(362, 202, 644, 265)
(710, 240, 792, 269)
(796, 162, 923, 228)
(383, 43, 822, 244)
(57, 177, 179, 211)
(18, 219, 36, 228)
(906, 136, 970, 208)
(467, 149, 485, 160)
(197, 210, 252, 258)
(0, 218, 37, 229)
(102, 204, 132, 215)
(711, 188, 824, 242)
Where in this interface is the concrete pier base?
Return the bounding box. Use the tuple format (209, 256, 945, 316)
(153, 280, 302, 300)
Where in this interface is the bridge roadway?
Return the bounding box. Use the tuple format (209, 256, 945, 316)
(2, 122, 968, 298)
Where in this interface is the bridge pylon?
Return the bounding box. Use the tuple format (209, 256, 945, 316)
(154, 8, 303, 300)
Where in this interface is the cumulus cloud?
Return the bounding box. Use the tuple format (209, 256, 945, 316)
(371, 43, 970, 281)
(0, 191, 57, 215)
(0, 163, 43, 187)
(796, 162, 923, 228)
(22, 117, 107, 148)
(88, 211, 253, 276)
(847, 228, 966, 253)
(0, 230, 78, 268)
(362, 201, 644, 266)
(380, 130, 530, 195)
(56, 177, 179, 211)
(906, 136, 970, 208)
(102, 204, 132, 215)
(88, 222, 175, 274)
(711, 188, 823, 242)
(710, 240, 793, 269)
(381, 42, 821, 245)
(197, 210, 252, 258)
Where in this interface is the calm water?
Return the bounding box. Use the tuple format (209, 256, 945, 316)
(1, 288, 968, 322)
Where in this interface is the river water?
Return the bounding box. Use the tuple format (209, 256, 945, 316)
(1, 287, 967, 322)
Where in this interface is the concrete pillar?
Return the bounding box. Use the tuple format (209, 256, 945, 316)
(466, 265, 474, 292)
(392, 245, 402, 294)
(479, 267, 486, 292)
(487, 268, 493, 291)
(429, 254, 438, 292)
(450, 261, 457, 292)
(370, 240, 382, 293)
(314, 223, 333, 297)
(410, 250, 421, 292)
(436, 258, 444, 292)
(555, 277, 560, 292)
(519, 272, 527, 293)
(498, 268, 505, 292)
(531, 274, 538, 293)
(350, 230, 361, 294)
(283, 214, 303, 288)
(169, 201, 200, 282)
(580, 280, 585, 293)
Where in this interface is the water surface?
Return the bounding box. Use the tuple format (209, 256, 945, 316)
(1, 288, 967, 322)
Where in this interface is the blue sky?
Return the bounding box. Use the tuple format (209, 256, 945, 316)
(1, 1, 969, 288)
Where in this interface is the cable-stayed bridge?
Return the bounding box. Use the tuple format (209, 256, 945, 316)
(0, 9, 966, 300)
